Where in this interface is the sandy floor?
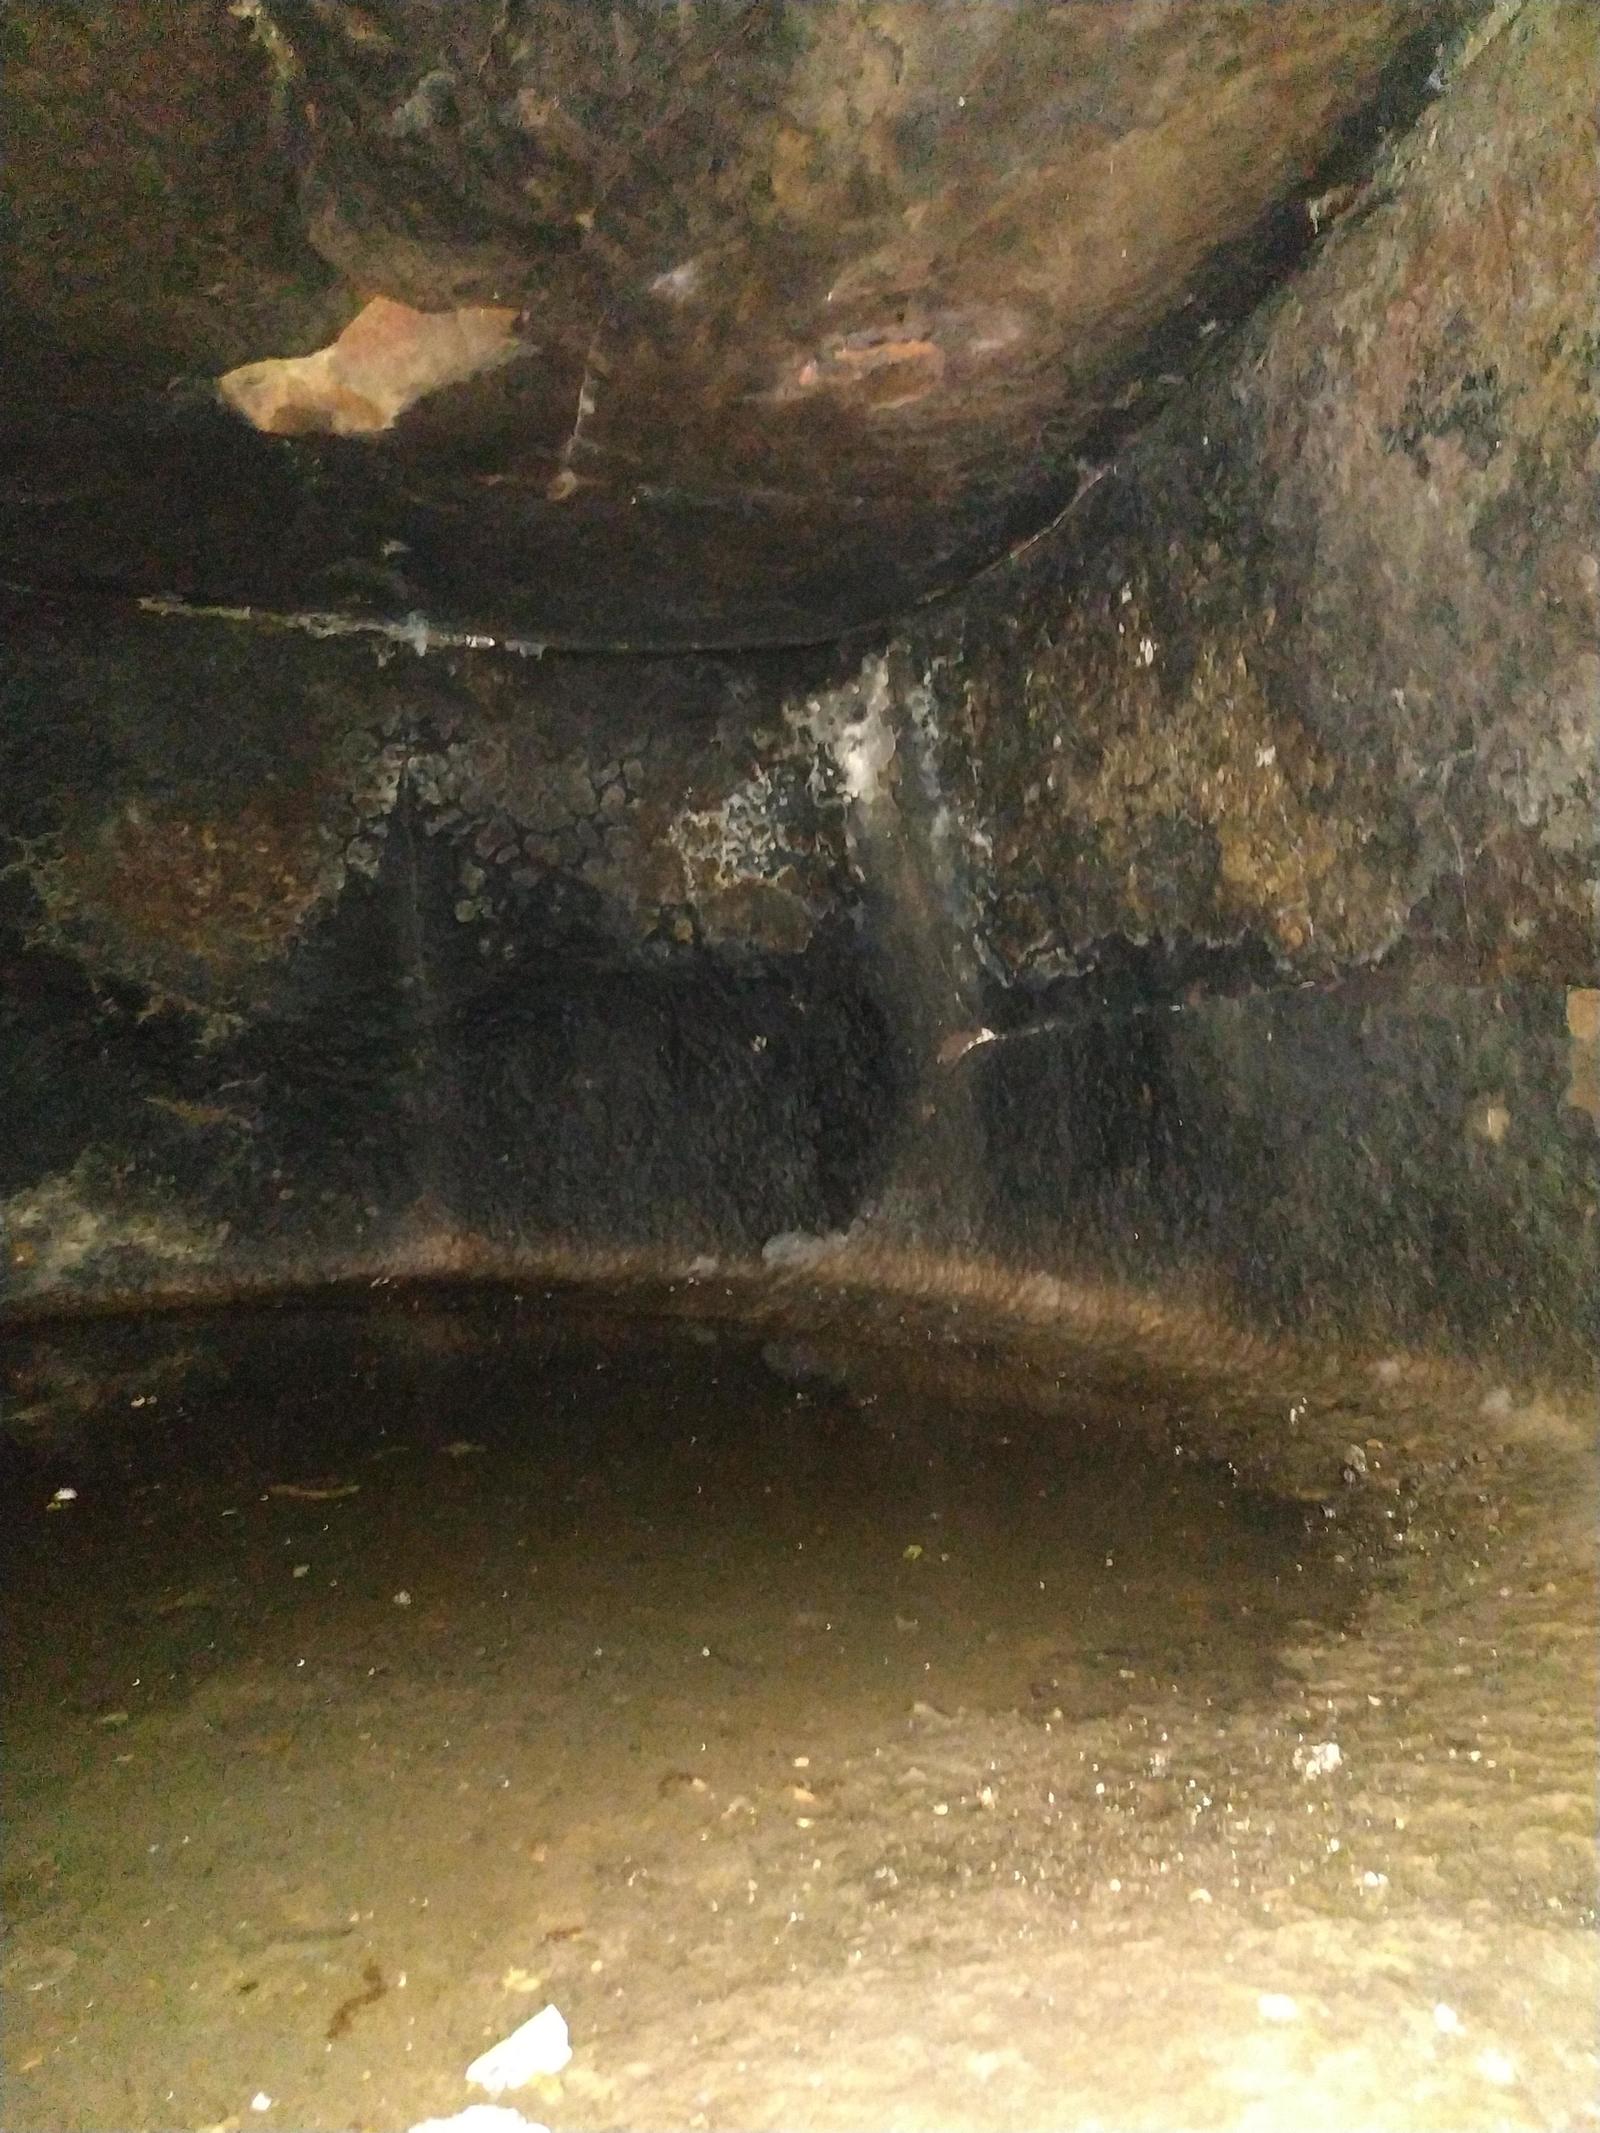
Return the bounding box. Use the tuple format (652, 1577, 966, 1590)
(3, 1280, 1595, 2132)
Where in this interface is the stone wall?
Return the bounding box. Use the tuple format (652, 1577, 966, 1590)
(876, 0, 1597, 993)
(2, 1, 1593, 1369)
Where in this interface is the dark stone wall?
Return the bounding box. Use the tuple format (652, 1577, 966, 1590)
(0, 599, 904, 1299)
(881, 0, 1598, 992)
(2, 2, 1594, 1373)
(909, 978, 1597, 1373)
(850, 0, 1597, 1370)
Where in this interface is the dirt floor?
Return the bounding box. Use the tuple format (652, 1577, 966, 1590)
(2, 1274, 1596, 2132)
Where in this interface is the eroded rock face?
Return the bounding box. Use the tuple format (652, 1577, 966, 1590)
(0, 605, 878, 1024)
(0, 2, 1593, 1360)
(876, 0, 1600, 989)
(0, 0, 1465, 643)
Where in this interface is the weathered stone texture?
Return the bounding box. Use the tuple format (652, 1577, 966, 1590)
(888, 0, 1597, 988)
(0, 0, 1461, 643)
(0, 602, 871, 1024)
(1, 2, 1592, 1365)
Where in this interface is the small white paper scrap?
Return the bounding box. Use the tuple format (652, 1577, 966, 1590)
(407, 2109, 551, 2133)
(466, 2004, 572, 2093)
